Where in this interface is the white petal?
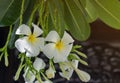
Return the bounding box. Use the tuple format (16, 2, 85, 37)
(46, 67, 55, 79)
(15, 38, 26, 53)
(75, 69, 90, 82)
(32, 23, 43, 37)
(33, 58, 46, 71)
(61, 31, 74, 45)
(54, 44, 73, 63)
(42, 80, 53, 83)
(34, 38, 44, 51)
(53, 52, 68, 63)
(35, 80, 53, 83)
(23, 68, 35, 83)
(59, 70, 73, 80)
(59, 62, 73, 80)
(24, 39, 41, 57)
(26, 51, 34, 57)
(71, 60, 79, 68)
(26, 45, 40, 57)
(43, 43, 55, 59)
(45, 31, 60, 42)
(16, 24, 31, 35)
(35, 81, 39, 83)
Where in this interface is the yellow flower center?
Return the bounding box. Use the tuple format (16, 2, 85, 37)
(28, 34, 36, 43)
(55, 41, 64, 51)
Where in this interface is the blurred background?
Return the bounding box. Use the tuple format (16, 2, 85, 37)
(0, 19, 120, 83)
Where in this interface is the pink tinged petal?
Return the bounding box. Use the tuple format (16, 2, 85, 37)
(43, 43, 55, 59)
(15, 38, 26, 53)
(45, 31, 60, 42)
(32, 23, 43, 37)
(61, 31, 74, 45)
(33, 58, 46, 71)
(16, 24, 31, 35)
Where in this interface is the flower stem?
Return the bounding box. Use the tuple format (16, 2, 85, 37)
(41, 72, 49, 81)
(14, 54, 25, 80)
(28, 3, 39, 27)
(19, 0, 25, 25)
(0, 25, 12, 66)
(36, 73, 42, 83)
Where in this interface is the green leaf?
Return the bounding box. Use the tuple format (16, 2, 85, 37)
(53, 0, 65, 36)
(47, 0, 65, 36)
(0, 0, 12, 20)
(64, 0, 90, 41)
(68, 54, 88, 66)
(79, 0, 86, 7)
(0, 0, 22, 26)
(0, 0, 29, 27)
(85, 0, 98, 23)
(47, 0, 58, 31)
(91, 0, 120, 29)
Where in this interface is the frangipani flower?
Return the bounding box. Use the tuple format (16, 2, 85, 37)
(43, 31, 74, 63)
(15, 23, 44, 57)
(23, 58, 46, 83)
(23, 67, 35, 83)
(59, 60, 79, 80)
(45, 66, 56, 79)
(33, 57, 46, 72)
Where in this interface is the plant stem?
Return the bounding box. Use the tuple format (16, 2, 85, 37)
(19, 0, 25, 25)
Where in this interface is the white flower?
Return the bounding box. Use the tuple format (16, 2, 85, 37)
(75, 69, 90, 82)
(33, 57, 46, 72)
(23, 58, 46, 83)
(45, 67, 56, 79)
(43, 31, 74, 63)
(15, 23, 44, 57)
(59, 60, 79, 80)
(60, 54, 90, 82)
(23, 67, 35, 83)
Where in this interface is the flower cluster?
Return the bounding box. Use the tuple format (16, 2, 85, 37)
(15, 23, 90, 83)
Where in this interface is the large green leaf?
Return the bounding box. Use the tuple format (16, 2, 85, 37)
(0, 0, 22, 26)
(64, 0, 90, 41)
(47, 0, 65, 36)
(0, 0, 12, 20)
(91, 0, 120, 29)
(85, 0, 98, 23)
(0, 0, 29, 27)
